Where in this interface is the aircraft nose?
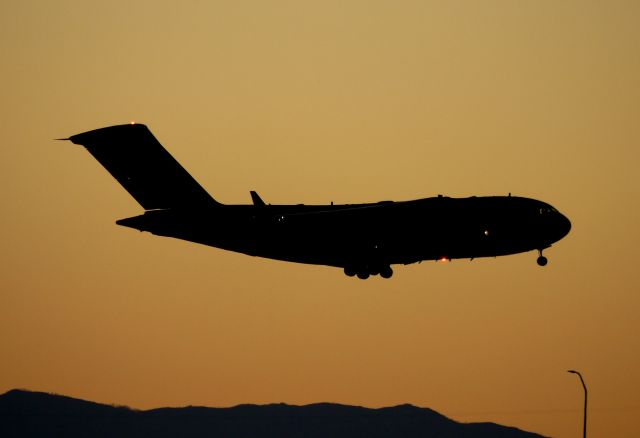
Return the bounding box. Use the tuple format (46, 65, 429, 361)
(548, 210, 571, 243)
(558, 212, 572, 239)
(538, 206, 571, 245)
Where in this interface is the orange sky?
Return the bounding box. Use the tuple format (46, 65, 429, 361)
(1, 1, 639, 436)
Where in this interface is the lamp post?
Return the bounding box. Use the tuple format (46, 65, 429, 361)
(568, 370, 587, 438)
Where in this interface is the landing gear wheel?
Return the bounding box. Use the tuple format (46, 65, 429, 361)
(536, 249, 548, 267)
(344, 267, 356, 277)
(380, 266, 393, 279)
(357, 272, 370, 280)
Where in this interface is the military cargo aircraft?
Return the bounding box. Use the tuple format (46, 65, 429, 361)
(62, 123, 571, 279)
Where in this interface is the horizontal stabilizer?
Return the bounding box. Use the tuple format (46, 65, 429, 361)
(68, 124, 218, 210)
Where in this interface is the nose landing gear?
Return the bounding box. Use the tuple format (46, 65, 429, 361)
(536, 249, 548, 266)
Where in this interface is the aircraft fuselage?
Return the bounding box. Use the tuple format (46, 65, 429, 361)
(116, 194, 571, 276)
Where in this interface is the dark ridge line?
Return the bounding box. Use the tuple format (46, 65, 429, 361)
(0, 389, 547, 438)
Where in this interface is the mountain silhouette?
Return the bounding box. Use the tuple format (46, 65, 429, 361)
(0, 389, 546, 437)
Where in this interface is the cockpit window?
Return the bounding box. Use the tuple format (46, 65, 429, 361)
(539, 207, 557, 214)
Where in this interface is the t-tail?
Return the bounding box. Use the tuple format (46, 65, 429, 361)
(64, 123, 220, 210)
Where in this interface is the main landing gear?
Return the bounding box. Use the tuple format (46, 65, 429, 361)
(344, 265, 393, 279)
(536, 249, 548, 266)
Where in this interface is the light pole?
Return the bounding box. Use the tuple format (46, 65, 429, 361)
(568, 370, 587, 438)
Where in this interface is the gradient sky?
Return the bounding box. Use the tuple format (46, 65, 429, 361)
(1, 1, 639, 436)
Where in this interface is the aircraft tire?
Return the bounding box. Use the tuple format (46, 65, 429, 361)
(380, 266, 393, 279)
(357, 272, 370, 280)
(537, 256, 548, 266)
(344, 267, 357, 277)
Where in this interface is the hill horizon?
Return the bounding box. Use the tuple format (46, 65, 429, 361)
(0, 388, 546, 437)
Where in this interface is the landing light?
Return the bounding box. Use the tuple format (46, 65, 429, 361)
(439, 257, 450, 263)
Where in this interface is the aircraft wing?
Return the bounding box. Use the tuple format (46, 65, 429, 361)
(279, 202, 403, 228)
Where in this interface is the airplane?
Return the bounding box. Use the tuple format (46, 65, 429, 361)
(61, 123, 571, 279)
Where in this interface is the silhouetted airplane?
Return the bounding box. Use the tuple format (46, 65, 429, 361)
(62, 123, 571, 279)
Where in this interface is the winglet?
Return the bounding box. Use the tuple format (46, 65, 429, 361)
(250, 191, 266, 206)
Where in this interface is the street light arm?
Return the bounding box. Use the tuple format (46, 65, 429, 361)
(568, 370, 587, 438)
